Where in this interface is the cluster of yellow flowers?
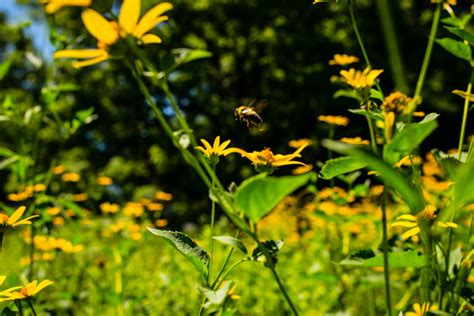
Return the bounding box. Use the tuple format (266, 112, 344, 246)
(7, 184, 47, 201)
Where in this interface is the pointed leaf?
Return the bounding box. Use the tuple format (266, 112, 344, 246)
(213, 236, 247, 255)
(147, 228, 209, 278)
(341, 251, 427, 268)
(453, 157, 474, 208)
(436, 38, 472, 62)
(445, 26, 474, 46)
(320, 156, 367, 180)
(234, 173, 314, 223)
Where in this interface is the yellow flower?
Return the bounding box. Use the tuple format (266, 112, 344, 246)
(195, 136, 241, 158)
(40, 0, 92, 14)
(288, 138, 313, 148)
(62, 172, 81, 182)
(155, 191, 173, 201)
(329, 54, 359, 66)
(0, 280, 53, 302)
(405, 302, 438, 316)
(72, 193, 88, 202)
(234, 142, 309, 169)
(97, 176, 113, 186)
(452, 89, 474, 102)
(52, 165, 65, 174)
(147, 203, 164, 211)
(339, 137, 370, 145)
(0, 206, 39, 230)
(381, 91, 412, 114)
(155, 218, 168, 227)
(123, 202, 144, 217)
(47, 207, 61, 216)
(292, 164, 313, 175)
(100, 202, 120, 214)
(318, 115, 349, 126)
(54, 1, 173, 68)
(339, 67, 383, 90)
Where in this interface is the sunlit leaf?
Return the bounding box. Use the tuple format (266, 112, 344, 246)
(445, 26, 474, 46)
(234, 173, 314, 223)
(453, 157, 474, 208)
(147, 228, 209, 278)
(320, 156, 367, 180)
(436, 38, 472, 62)
(213, 236, 247, 255)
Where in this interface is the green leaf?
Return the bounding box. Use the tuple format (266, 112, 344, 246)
(320, 156, 367, 180)
(442, 14, 471, 28)
(431, 149, 463, 180)
(333, 89, 362, 102)
(369, 89, 384, 102)
(147, 228, 209, 278)
(348, 108, 384, 121)
(0, 147, 16, 158)
(445, 27, 474, 46)
(341, 251, 427, 268)
(166, 48, 212, 73)
(322, 140, 425, 213)
(436, 38, 472, 62)
(0, 54, 14, 81)
(213, 236, 247, 255)
(453, 157, 474, 208)
(383, 113, 438, 165)
(199, 281, 233, 311)
(234, 173, 314, 223)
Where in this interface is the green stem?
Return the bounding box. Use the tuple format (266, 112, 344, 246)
(255, 237, 299, 315)
(328, 127, 335, 187)
(366, 116, 378, 153)
(211, 230, 240, 289)
(381, 188, 392, 316)
(213, 258, 248, 290)
(414, 3, 442, 98)
(208, 163, 217, 285)
(375, 0, 407, 92)
(28, 300, 37, 316)
(348, 0, 384, 96)
(16, 301, 24, 316)
(457, 73, 473, 159)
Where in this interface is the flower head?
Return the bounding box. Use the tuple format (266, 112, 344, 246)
(329, 54, 359, 66)
(0, 280, 53, 302)
(339, 137, 369, 145)
(195, 136, 242, 164)
(40, 0, 92, 14)
(318, 115, 349, 126)
(54, 1, 173, 68)
(339, 67, 383, 90)
(0, 207, 39, 230)
(405, 302, 438, 316)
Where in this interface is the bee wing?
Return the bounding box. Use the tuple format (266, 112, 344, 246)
(254, 99, 268, 113)
(245, 98, 257, 107)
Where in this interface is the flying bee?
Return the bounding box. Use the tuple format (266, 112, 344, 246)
(234, 99, 268, 129)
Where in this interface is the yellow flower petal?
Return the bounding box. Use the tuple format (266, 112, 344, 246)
(397, 214, 417, 221)
(0, 276, 5, 286)
(12, 215, 40, 227)
(217, 140, 231, 152)
(140, 33, 162, 44)
(133, 3, 173, 38)
(81, 9, 119, 45)
(31, 280, 53, 296)
(200, 139, 213, 153)
(72, 52, 109, 68)
(7, 206, 26, 226)
(54, 49, 106, 59)
(401, 227, 420, 239)
(44, 0, 92, 14)
(391, 221, 418, 228)
(119, 0, 141, 34)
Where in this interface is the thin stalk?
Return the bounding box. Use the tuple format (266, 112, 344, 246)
(328, 127, 335, 187)
(208, 163, 217, 285)
(28, 301, 37, 316)
(375, 0, 408, 92)
(381, 188, 392, 316)
(413, 3, 442, 98)
(255, 237, 299, 315)
(349, 0, 384, 96)
(16, 301, 24, 316)
(457, 73, 473, 159)
(366, 116, 378, 153)
(213, 258, 248, 290)
(211, 230, 240, 289)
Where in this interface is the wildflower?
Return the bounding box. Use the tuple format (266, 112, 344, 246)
(405, 302, 438, 316)
(100, 202, 120, 214)
(52, 165, 65, 174)
(47, 207, 61, 216)
(0, 280, 53, 302)
(72, 193, 88, 202)
(318, 115, 349, 126)
(53, 217, 65, 226)
(339, 137, 370, 145)
(40, 0, 92, 14)
(234, 142, 309, 172)
(329, 54, 359, 66)
(292, 164, 313, 175)
(155, 191, 173, 201)
(54, 1, 173, 68)
(97, 176, 113, 186)
(195, 136, 242, 164)
(288, 138, 313, 148)
(147, 203, 164, 211)
(7, 191, 31, 202)
(339, 67, 383, 90)
(155, 218, 168, 227)
(0, 207, 39, 230)
(62, 172, 81, 182)
(123, 202, 144, 217)
(394, 155, 423, 168)
(452, 89, 474, 102)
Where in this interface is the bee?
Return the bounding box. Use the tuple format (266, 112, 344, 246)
(234, 99, 268, 129)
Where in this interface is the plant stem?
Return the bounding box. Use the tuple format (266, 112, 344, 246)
(213, 259, 248, 289)
(381, 188, 392, 316)
(348, 0, 384, 96)
(28, 301, 37, 316)
(375, 0, 407, 92)
(208, 163, 217, 285)
(457, 72, 473, 159)
(16, 301, 24, 316)
(255, 237, 299, 315)
(366, 115, 378, 154)
(211, 230, 240, 289)
(414, 3, 442, 98)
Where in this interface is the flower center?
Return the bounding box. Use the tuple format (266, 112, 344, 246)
(0, 214, 9, 225)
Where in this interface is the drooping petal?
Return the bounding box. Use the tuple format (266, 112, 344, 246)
(11, 215, 39, 227)
(54, 49, 105, 59)
(82, 9, 119, 45)
(133, 2, 173, 37)
(391, 221, 418, 228)
(217, 140, 231, 152)
(72, 52, 109, 68)
(396, 214, 417, 221)
(44, 0, 92, 14)
(195, 146, 208, 155)
(401, 227, 420, 239)
(119, 0, 141, 34)
(222, 147, 249, 157)
(273, 161, 307, 167)
(31, 280, 53, 296)
(7, 206, 26, 226)
(140, 33, 162, 44)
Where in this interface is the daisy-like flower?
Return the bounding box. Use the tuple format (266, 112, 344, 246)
(405, 302, 438, 316)
(40, 0, 92, 14)
(339, 137, 370, 145)
(0, 280, 53, 302)
(318, 115, 349, 126)
(97, 176, 113, 186)
(195, 136, 242, 164)
(0, 206, 39, 230)
(339, 67, 383, 90)
(329, 54, 359, 66)
(54, 1, 173, 68)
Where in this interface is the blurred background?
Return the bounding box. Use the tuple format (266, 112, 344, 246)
(0, 0, 472, 226)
